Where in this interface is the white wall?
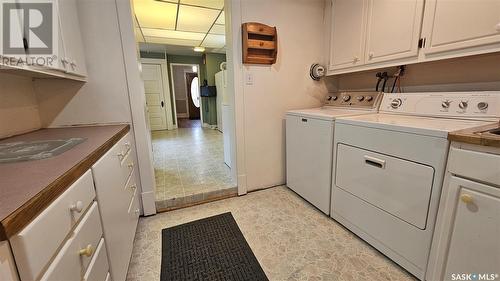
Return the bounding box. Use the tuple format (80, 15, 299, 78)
(0, 74, 41, 138)
(234, 0, 329, 191)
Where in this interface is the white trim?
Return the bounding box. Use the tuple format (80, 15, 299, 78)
(115, 0, 156, 216)
(140, 58, 174, 130)
(169, 63, 202, 124)
(225, 0, 246, 195)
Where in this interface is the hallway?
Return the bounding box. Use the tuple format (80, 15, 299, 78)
(152, 127, 235, 210)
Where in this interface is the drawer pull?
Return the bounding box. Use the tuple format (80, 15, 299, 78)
(117, 152, 125, 160)
(301, 118, 308, 122)
(127, 162, 134, 169)
(364, 155, 386, 169)
(78, 244, 94, 257)
(460, 194, 474, 204)
(69, 201, 84, 213)
(130, 184, 137, 191)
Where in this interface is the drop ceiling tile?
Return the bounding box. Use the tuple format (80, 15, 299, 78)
(215, 10, 225, 24)
(145, 36, 201, 47)
(180, 0, 224, 9)
(201, 34, 225, 48)
(209, 24, 225, 35)
(134, 0, 177, 29)
(177, 5, 220, 33)
(142, 28, 206, 41)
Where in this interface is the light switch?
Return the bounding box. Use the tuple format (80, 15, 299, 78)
(245, 73, 254, 85)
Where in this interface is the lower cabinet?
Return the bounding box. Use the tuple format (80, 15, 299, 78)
(427, 144, 500, 281)
(92, 133, 139, 281)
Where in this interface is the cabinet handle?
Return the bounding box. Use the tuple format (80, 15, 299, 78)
(353, 56, 359, 62)
(135, 208, 140, 216)
(127, 162, 134, 169)
(364, 155, 386, 169)
(117, 152, 125, 160)
(69, 201, 84, 213)
(368, 52, 374, 59)
(130, 184, 137, 190)
(78, 244, 94, 257)
(460, 194, 474, 204)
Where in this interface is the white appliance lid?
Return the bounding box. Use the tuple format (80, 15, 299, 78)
(336, 113, 497, 138)
(286, 107, 377, 121)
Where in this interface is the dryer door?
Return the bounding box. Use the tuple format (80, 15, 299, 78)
(335, 143, 434, 229)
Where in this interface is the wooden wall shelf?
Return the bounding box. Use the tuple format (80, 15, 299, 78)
(242, 22, 278, 65)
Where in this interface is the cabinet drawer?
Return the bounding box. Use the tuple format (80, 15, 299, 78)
(335, 144, 434, 229)
(10, 170, 95, 281)
(93, 133, 134, 193)
(448, 147, 500, 186)
(41, 202, 103, 281)
(83, 238, 109, 281)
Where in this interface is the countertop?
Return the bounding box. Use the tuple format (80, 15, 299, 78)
(448, 122, 500, 148)
(0, 124, 129, 240)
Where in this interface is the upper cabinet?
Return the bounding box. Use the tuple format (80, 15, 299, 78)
(328, 0, 500, 75)
(329, 0, 367, 70)
(1, 0, 87, 80)
(364, 0, 424, 64)
(57, 0, 87, 77)
(421, 0, 500, 59)
(328, 0, 424, 73)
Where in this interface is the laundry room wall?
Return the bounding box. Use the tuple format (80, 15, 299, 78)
(235, 0, 329, 191)
(0, 74, 41, 138)
(325, 52, 500, 93)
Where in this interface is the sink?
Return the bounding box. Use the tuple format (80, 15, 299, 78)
(0, 138, 85, 163)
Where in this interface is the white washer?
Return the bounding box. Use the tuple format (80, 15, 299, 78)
(330, 92, 500, 280)
(286, 92, 383, 214)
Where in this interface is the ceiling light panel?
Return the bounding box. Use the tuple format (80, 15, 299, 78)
(201, 34, 225, 48)
(215, 11, 225, 24)
(141, 28, 206, 41)
(180, 0, 224, 9)
(209, 24, 225, 35)
(145, 36, 201, 47)
(134, 0, 177, 29)
(177, 5, 220, 33)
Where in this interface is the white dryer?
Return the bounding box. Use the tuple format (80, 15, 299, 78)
(330, 92, 500, 280)
(285, 92, 383, 214)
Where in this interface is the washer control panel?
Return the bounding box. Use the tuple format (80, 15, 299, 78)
(380, 92, 500, 119)
(325, 91, 383, 109)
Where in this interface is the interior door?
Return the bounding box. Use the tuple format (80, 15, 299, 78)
(329, 0, 367, 70)
(142, 64, 168, 131)
(364, 0, 424, 64)
(422, 0, 500, 56)
(186, 72, 200, 120)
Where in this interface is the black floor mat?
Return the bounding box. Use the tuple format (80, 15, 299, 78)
(160, 212, 269, 281)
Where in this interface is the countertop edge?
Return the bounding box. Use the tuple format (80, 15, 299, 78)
(0, 124, 130, 240)
(448, 123, 500, 148)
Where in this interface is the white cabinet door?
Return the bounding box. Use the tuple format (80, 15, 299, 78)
(328, 0, 367, 70)
(364, 0, 424, 64)
(421, 0, 500, 58)
(57, 0, 87, 76)
(428, 176, 500, 281)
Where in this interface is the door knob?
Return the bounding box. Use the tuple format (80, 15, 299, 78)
(460, 194, 473, 204)
(79, 244, 94, 257)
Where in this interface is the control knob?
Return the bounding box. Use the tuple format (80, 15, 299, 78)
(356, 96, 364, 102)
(342, 95, 351, 102)
(477, 102, 488, 111)
(458, 101, 468, 110)
(327, 96, 333, 101)
(365, 96, 373, 102)
(441, 100, 451, 109)
(331, 95, 338, 101)
(390, 98, 403, 109)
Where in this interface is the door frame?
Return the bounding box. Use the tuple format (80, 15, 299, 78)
(169, 63, 202, 124)
(140, 58, 175, 130)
